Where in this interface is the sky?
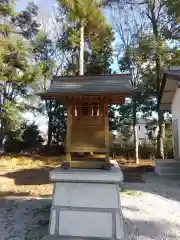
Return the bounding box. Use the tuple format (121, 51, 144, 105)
(16, 0, 55, 11)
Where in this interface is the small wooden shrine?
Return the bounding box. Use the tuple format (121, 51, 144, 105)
(41, 74, 132, 169)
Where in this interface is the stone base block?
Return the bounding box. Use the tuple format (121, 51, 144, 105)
(43, 160, 125, 240)
(155, 159, 180, 176)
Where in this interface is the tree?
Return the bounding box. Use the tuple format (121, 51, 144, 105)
(0, 1, 40, 150)
(138, 0, 180, 158)
(22, 123, 44, 150)
(58, 0, 112, 75)
(167, 0, 180, 23)
(114, 0, 180, 159)
(164, 118, 173, 159)
(4, 122, 44, 153)
(110, 1, 146, 163)
(31, 31, 55, 145)
(166, 0, 180, 39)
(0, 0, 14, 47)
(37, 1, 114, 145)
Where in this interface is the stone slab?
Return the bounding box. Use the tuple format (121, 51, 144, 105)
(59, 210, 112, 238)
(50, 160, 123, 184)
(53, 182, 119, 208)
(155, 159, 180, 176)
(49, 209, 56, 235)
(116, 212, 124, 239)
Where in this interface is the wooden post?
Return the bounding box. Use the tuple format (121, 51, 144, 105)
(104, 104, 110, 169)
(66, 104, 72, 163)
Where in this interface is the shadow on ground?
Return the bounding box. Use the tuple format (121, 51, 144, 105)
(1, 167, 54, 185)
(121, 165, 154, 183)
(2, 164, 180, 203)
(1, 164, 154, 186)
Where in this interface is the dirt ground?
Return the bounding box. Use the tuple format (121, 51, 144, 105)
(0, 155, 154, 198)
(116, 158, 154, 182)
(0, 156, 58, 198)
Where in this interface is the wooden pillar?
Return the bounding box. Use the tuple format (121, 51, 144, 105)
(104, 104, 110, 165)
(66, 104, 72, 163)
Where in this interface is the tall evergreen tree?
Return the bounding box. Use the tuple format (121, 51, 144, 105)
(38, 0, 114, 145)
(0, 1, 40, 148)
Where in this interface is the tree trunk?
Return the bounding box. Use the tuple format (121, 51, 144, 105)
(79, 22, 84, 76)
(133, 124, 139, 164)
(0, 120, 5, 152)
(157, 109, 165, 159)
(0, 90, 6, 153)
(47, 100, 53, 146)
(148, 5, 165, 159)
(47, 114, 52, 146)
(155, 51, 165, 158)
(132, 92, 139, 164)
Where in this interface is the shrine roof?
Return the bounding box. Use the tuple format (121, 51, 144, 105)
(160, 68, 180, 111)
(40, 74, 132, 99)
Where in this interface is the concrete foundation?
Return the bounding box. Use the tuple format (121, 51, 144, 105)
(42, 160, 125, 240)
(155, 159, 180, 176)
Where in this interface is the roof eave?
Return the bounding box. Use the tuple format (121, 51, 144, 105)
(40, 91, 132, 99)
(160, 72, 180, 110)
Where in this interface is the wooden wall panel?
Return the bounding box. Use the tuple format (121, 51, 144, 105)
(71, 127, 105, 149)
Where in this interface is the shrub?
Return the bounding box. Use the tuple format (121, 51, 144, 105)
(4, 123, 44, 153)
(112, 141, 173, 159)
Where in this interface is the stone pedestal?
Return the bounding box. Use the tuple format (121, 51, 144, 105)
(43, 160, 125, 240)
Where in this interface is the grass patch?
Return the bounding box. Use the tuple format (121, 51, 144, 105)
(121, 188, 142, 196)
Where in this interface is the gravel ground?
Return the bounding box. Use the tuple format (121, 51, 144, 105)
(0, 198, 51, 240)
(122, 173, 180, 240)
(1, 173, 180, 240)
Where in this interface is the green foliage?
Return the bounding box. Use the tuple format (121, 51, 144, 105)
(113, 142, 157, 159)
(86, 33, 113, 74)
(0, 0, 177, 159)
(164, 119, 174, 158)
(32, 31, 55, 83)
(167, 0, 180, 23)
(0, 0, 14, 47)
(22, 123, 44, 149)
(58, 0, 111, 36)
(57, 0, 113, 74)
(0, 1, 40, 148)
(4, 123, 44, 153)
(11, 2, 40, 39)
(2, 100, 23, 137)
(38, 0, 114, 145)
(46, 101, 67, 145)
(109, 105, 119, 131)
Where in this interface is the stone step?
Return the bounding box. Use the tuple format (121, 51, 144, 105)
(155, 160, 180, 176)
